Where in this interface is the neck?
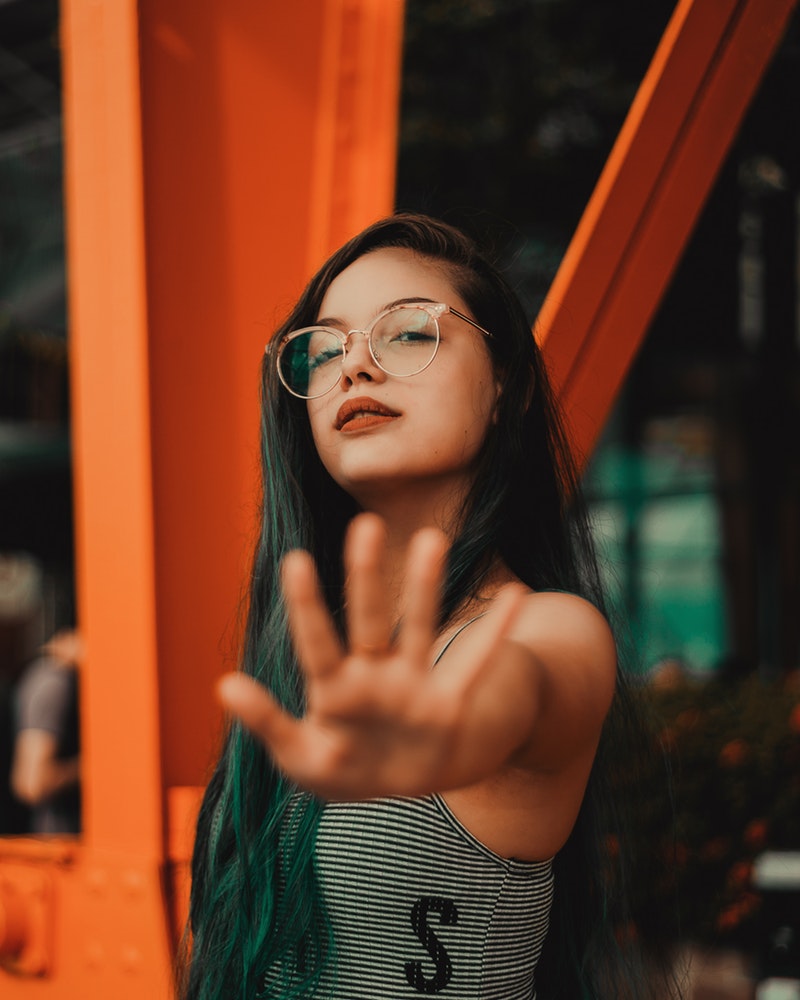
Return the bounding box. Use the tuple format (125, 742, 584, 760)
(348, 476, 465, 613)
(349, 476, 513, 629)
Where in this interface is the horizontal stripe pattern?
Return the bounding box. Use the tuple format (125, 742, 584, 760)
(303, 795, 554, 999)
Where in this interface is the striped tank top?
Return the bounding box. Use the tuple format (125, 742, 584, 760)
(310, 793, 554, 998)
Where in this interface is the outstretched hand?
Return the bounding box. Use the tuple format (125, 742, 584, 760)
(218, 513, 526, 800)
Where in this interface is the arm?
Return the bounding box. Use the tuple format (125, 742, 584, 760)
(219, 514, 615, 800)
(12, 646, 82, 807)
(11, 729, 80, 805)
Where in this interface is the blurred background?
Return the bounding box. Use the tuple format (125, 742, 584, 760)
(0, 0, 798, 995)
(0, 0, 71, 635)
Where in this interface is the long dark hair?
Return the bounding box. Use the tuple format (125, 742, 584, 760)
(183, 212, 671, 999)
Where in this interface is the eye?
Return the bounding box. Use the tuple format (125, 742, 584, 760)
(306, 332, 342, 372)
(380, 309, 437, 346)
(308, 345, 340, 371)
(390, 328, 437, 344)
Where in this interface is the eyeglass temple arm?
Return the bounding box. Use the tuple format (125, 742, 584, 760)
(448, 306, 493, 340)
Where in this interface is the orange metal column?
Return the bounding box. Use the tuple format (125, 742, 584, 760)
(62, 0, 162, 870)
(536, 0, 798, 464)
(138, 0, 404, 799)
(0, 2, 174, 997)
(137, 0, 404, 942)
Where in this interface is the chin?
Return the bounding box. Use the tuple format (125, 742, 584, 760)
(331, 464, 411, 494)
(316, 437, 483, 503)
(334, 462, 474, 507)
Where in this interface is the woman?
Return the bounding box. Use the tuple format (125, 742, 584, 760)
(184, 213, 669, 999)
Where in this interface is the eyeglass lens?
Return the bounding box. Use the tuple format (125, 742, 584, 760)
(278, 307, 439, 398)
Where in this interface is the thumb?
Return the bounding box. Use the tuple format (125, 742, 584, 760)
(217, 673, 298, 746)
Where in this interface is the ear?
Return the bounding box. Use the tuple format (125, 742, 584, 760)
(490, 373, 503, 425)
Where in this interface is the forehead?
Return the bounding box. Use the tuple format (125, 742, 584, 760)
(318, 248, 466, 323)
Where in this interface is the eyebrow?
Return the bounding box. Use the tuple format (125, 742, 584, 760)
(315, 296, 438, 328)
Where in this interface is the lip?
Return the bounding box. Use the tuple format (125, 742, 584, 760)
(335, 395, 401, 431)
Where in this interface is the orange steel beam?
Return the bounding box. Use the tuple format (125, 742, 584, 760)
(307, 0, 403, 272)
(0, 2, 174, 996)
(537, 0, 798, 465)
(62, 0, 162, 871)
(139, 0, 403, 944)
(138, 0, 404, 800)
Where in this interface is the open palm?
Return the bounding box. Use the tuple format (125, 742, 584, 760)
(218, 514, 525, 799)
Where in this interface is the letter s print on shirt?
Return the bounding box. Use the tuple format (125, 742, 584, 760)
(404, 896, 458, 993)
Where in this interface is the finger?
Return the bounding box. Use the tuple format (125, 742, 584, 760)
(344, 513, 393, 656)
(217, 672, 303, 750)
(219, 673, 343, 793)
(282, 550, 344, 677)
(398, 528, 448, 665)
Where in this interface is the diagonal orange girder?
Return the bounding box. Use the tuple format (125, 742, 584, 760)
(537, 0, 798, 465)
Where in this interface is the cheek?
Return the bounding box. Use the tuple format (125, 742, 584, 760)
(461, 347, 500, 418)
(437, 379, 497, 458)
(467, 374, 500, 429)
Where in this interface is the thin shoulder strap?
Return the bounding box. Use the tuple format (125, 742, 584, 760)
(432, 612, 488, 666)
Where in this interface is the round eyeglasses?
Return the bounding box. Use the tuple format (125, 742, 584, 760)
(272, 301, 493, 399)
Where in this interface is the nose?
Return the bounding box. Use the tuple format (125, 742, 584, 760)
(339, 330, 386, 387)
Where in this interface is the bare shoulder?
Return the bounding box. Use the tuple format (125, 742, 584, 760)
(510, 590, 617, 665)
(505, 590, 618, 767)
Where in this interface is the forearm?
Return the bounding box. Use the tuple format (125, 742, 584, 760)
(11, 729, 81, 805)
(12, 753, 80, 805)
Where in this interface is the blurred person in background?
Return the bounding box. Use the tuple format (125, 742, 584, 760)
(0, 552, 44, 833)
(11, 626, 82, 834)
